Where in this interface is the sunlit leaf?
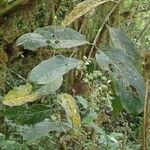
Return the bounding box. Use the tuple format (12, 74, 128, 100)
(2, 83, 38, 106)
(29, 55, 79, 84)
(62, 0, 111, 26)
(34, 26, 87, 48)
(3, 77, 62, 106)
(109, 27, 139, 62)
(16, 33, 47, 51)
(96, 49, 145, 115)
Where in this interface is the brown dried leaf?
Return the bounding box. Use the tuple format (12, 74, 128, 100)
(62, 0, 111, 27)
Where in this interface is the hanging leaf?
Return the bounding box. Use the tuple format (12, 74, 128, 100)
(34, 26, 87, 48)
(20, 120, 71, 141)
(16, 33, 47, 51)
(58, 93, 81, 130)
(109, 27, 139, 62)
(5, 119, 71, 141)
(34, 77, 63, 96)
(62, 0, 111, 26)
(96, 49, 145, 115)
(28, 55, 79, 84)
(2, 83, 39, 106)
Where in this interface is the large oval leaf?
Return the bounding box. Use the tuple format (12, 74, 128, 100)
(19, 120, 71, 141)
(62, 0, 111, 26)
(16, 33, 47, 51)
(5, 119, 71, 141)
(96, 49, 145, 115)
(109, 27, 139, 63)
(28, 55, 79, 84)
(34, 26, 87, 48)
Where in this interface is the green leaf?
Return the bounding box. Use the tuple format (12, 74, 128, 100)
(0, 133, 5, 146)
(34, 77, 63, 96)
(5, 104, 52, 125)
(96, 49, 145, 115)
(16, 26, 87, 50)
(111, 95, 122, 114)
(16, 120, 71, 141)
(16, 33, 47, 51)
(76, 96, 88, 109)
(5, 106, 27, 121)
(82, 110, 97, 126)
(0, 140, 21, 150)
(28, 55, 79, 84)
(109, 27, 139, 62)
(34, 26, 87, 48)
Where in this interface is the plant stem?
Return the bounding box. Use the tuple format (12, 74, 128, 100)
(142, 80, 150, 150)
(121, 122, 128, 150)
(88, 0, 122, 59)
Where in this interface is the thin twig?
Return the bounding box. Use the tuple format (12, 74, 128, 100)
(88, 0, 122, 59)
(120, 113, 140, 144)
(0, 59, 27, 82)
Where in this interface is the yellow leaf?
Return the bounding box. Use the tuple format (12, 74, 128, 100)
(2, 83, 39, 106)
(58, 93, 81, 129)
(62, 0, 111, 27)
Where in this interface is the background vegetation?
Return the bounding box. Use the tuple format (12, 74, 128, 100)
(0, 0, 149, 150)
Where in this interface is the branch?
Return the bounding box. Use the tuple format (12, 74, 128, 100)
(142, 80, 150, 150)
(0, 0, 30, 18)
(88, 0, 123, 59)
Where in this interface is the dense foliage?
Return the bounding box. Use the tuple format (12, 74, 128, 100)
(0, 0, 149, 150)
